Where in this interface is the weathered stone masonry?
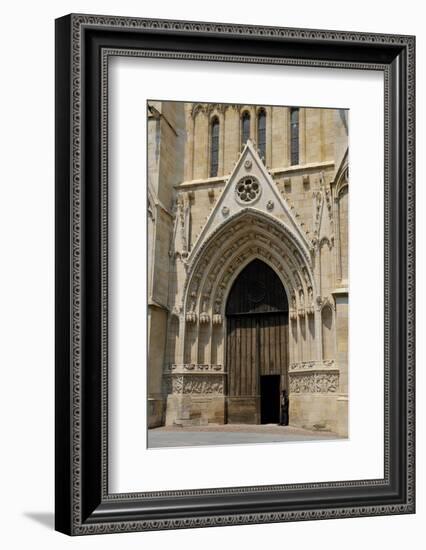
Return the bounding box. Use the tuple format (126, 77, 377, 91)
(147, 101, 349, 436)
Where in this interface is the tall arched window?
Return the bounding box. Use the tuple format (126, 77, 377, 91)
(241, 111, 250, 147)
(210, 117, 219, 177)
(290, 107, 299, 165)
(257, 109, 266, 160)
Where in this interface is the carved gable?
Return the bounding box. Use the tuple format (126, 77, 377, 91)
(188, 140, 311, 263)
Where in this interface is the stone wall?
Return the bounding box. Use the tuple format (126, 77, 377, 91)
(147, 101, 185, 427)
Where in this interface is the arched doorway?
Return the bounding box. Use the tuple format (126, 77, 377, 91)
(225, 259, 289, 424)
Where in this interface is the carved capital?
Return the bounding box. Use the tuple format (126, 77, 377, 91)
(185, 311, 197, 323)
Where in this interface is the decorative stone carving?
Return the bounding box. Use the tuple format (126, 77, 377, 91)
(212, 313, 223, 325)
(235, 176, 261, 203)
(183, 364, 195, 370)
(199, 311, 210, 324)
(289, 360, 336, 371)
(316, 295, 335, 311)
(191, 103, 228, 118)
(169, 375, 184, 394)
(166, 373, 225, 395)
(169, 364, 224, 373)
(206, 103, 227, 116)
(289, 371, 338, 393)
(171, 307, 181, 318)
(211, 364, 223, 371)
(266, 200, 274, 211)
(183, 376, 224, 394)
(289, 375, 315, 393)
(169, 192, 192, 258)
(191, 103, 206, 118)
(290, 361, 315, 371)
(315, 373, 338, 393)
(222, 206, 230, 217)
(184, 211, 315, 320)
(244, 159, 252, 170)
(185, 311, 197, 323)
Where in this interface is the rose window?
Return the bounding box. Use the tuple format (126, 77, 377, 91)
(236, 176, 260, 203)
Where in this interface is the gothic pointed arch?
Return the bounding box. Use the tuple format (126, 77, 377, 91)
(226, 258, 288, 315)
(183, 208, 315, 324)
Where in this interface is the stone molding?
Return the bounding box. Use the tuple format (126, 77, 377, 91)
(184, 209, 316, 318)
(289, 360, 337, 372)
(167, 363, 224, 373)
(289, 372, 339, 394)
(165, 372, 225, 395)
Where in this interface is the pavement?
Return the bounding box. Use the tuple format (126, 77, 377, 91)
(148, 423, 343, 449)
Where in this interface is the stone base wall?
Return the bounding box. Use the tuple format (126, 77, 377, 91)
(289, 393, 338, 433)
(336, 394, 349, 437)
(227, 396, 260, 424)
(148, 397, 166, 428)
(165, 394, 225, 426)
(160, 391, 347, 435)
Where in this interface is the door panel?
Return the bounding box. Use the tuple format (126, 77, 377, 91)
(225, 259, 289, 423)
(259, 313, 289, 377)
(227, 315, 257, 396)
(227, 313, 289, 397)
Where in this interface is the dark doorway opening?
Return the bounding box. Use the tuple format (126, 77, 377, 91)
(260, 375, 281, 424)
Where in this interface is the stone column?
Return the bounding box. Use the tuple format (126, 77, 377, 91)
(315, 309, 322, 361)
(271, 105, 286, 168)
(191, 322, 199, 363)
(176, 314, 186, 364)
(206, 321, 213, 365)
(297, 315, 303, 362)
(193, 110, 208, 180)
(265, 106, 273, 167)
(250, 105, 256, 145)
(184, 114, 194, 182)
(224, 107, 240, 174)
(218, 111, 225, 176)
(305, 108, 321, 164)
(313, 246, 323, 361)
(299, 108, 307, 165)
(333, 288, 349, 436)
(333, 196, 342, 283)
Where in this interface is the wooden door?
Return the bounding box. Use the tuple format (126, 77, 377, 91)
(225, 260, 289, 423)
(226, 313, 289, 397)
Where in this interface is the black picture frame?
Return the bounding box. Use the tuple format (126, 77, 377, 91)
(55, 13, 415, 535)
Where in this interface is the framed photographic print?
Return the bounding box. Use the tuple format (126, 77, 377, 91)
(55, 14, 415, 535)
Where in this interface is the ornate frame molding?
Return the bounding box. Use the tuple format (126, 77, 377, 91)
(55, 13, 415, 535)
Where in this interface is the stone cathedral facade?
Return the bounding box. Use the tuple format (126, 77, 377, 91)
(147, 101, 349, 437)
